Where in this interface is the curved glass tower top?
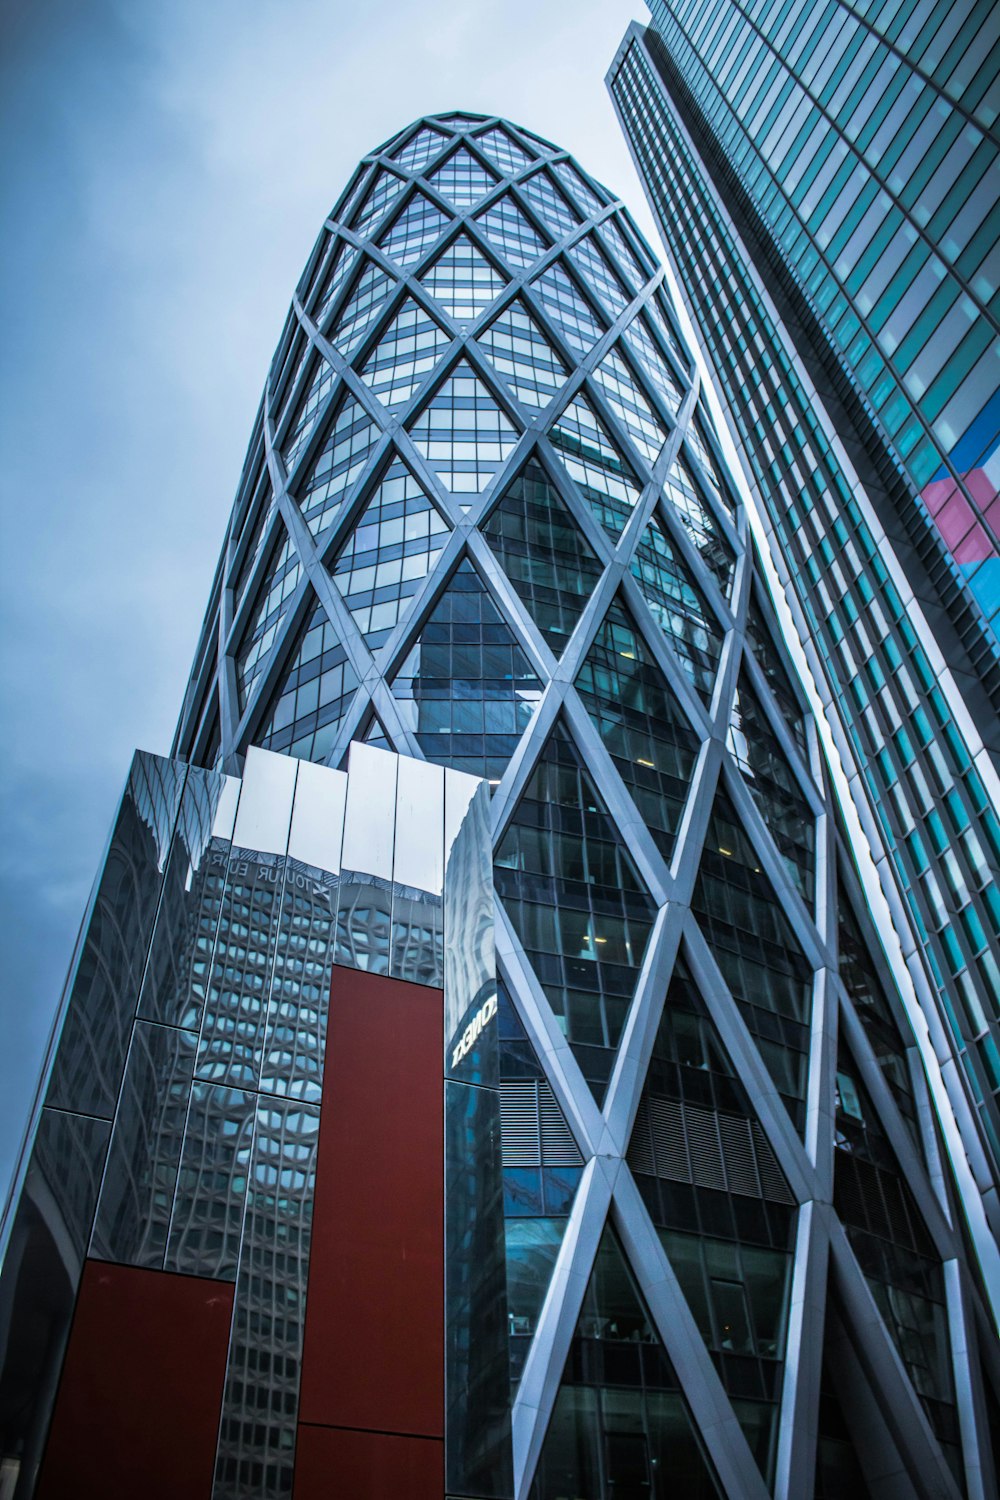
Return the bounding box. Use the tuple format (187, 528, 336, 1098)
(173, 109, 725, 780)
(168, 113, 998, 1497)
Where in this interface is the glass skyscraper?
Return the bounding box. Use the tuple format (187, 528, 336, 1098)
(608, 4, 1000, 1258)
(1, 109, 998, 1499)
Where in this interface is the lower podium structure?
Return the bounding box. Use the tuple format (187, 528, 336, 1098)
(0, 744, 509, 1500)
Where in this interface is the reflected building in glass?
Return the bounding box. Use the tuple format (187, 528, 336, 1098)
(2, 111, 999, 1500)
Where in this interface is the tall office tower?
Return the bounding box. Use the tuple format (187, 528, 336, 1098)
(607, 8, 1000, 1255)
(2, 111, 998, 1499)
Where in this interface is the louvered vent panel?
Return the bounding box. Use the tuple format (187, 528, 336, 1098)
(538, 1082, 583, 1165)
(627, 1099, 656, 1176)
(500, 1081, 540, 1165)
(649, 1098, 689, 1182)
(684, 1104, 726, 1192)
(630, 1096, 797, 1207)
(718, 1114, 759, 1198)
(752, 1123, 796, 1205)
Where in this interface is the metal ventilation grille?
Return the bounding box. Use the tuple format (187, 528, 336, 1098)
(628, 1096, 795, 1206)
(500, 1080, 583, 1166)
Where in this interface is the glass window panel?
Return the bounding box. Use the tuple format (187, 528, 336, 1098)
(475, 193, 548, 270)
(256, 594, 358, 764)
(330, 457, 449, 650)
(392, 124, 449, 172)
(548, 393, 642, 539)
(392, 557, 543, 779)
(630, 511, 724, 700)
(351, 167, 407, 237)
(359, 297, 451, 408)
(477, 298, 569, 410)
(408, 361, 519, 495)
(663, 458, 736, 597)
(483, 458, 603, 652)
(476, 125, 533, 175)
(90, 1021, 198, 1268)
(419, 233, 507, 321)
(530, 261, 605, 356)
(377, 192, 451, 267)
(494, 722, 655, 1098)
(692, 786, 813, 1133)
(428, 146, 499, 209)
(592, 344, 671, 468)
(728, 674, 816, 899)
(294, 390, 380, 539)
(575, 595, 699, 861)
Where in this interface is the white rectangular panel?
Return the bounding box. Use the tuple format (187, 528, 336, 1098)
(288, 760, 348, 874)
(342, 741, 398, 879)
(444, 766, 483, 864)
(393, 755, 445, 894)
(232, 747, 298, 856)
(211, 774, 242, 842)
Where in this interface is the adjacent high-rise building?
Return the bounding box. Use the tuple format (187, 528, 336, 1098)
(608, 4, 1000, 1260)
(1, 109, 998, 1499)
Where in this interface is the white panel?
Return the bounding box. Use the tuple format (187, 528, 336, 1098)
(393, 756, 445, 894)
(232, 746, 298, 856)
(444, 766, 483, 863)
(288, 760, 348, 874)
(212, 774, 242, 842)
(342, 741, 398, 878)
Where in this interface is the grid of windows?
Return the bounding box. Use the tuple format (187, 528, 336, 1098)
(392, 557, 543, 779)
(256, 595, 358, 763)
(377, 193, 451, 267)
(548, 393, 643, 539)
(521, 170, 582, 239)
(294, 391, 380, 540)
(530, 261, 606, 357)
(329, 259, 396, 355)
(483, 459, 603, 652)
(392, 124, 449, 172)
(329, 458, 449, 649)
(408, 362, 519, 494)
(575, 596, 699, 862)
(476, 125, 533, 176)
(631, 510, 724, 699)
(235, 527, 302, 711)
(419, 234, 507, 321)
(494, 722, 657, 1099)
(477, 300, 569, 410)
(642, 0, 1000, 647)
(611, 39, 1000, 1160)
(280, 355, 335, 474)
(428, 146, 499, 209)
(592, 344, 670, 469)
(351, 167, 407, 237)
(475, 194, 549, 269)
(359, 297, 451, 408)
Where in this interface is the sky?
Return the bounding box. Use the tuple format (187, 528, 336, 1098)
(0, 0, 658, 1197)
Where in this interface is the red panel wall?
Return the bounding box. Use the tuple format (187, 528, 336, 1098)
(298, 966, 443, 1439)
(37, 1261, 233, 1500)
(294, 1425, 442, 1500)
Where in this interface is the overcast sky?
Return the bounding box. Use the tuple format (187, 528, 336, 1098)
(0, 0, 660, 1195)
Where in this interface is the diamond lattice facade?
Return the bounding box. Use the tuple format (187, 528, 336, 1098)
(2, 111, 998, 1500)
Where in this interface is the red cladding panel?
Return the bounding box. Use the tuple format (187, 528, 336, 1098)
(299, 966, 443, 1437)
(38, 1261, 233, 1500)
(294, 1425, 443, 1500)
